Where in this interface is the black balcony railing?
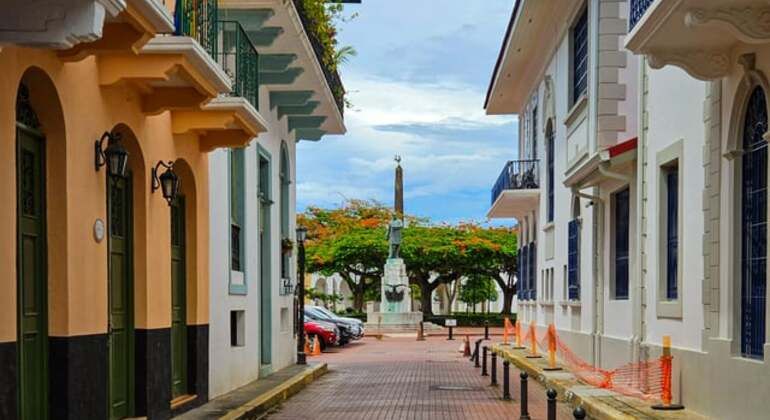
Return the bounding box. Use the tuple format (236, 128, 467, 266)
(629, 0, 654, 31)
(292, 0, 345, 115)
(491, 160, 539, 205)
(217, 21, 259, 109)
(175, 0, 219, 59)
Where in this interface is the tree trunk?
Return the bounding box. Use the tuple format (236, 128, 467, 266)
(420, 285, 434, 316)
(501, 288, 515, 315)
(353, 288, 365, 312)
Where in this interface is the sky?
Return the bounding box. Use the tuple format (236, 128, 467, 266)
(296, 0, 519, 224)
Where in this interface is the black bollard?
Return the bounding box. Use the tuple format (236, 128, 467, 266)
(519, 372, 531, 420)
(484, 320, 490, 340)
(448, 326, 454, 340)
(502, 360, 511, 400)
(573, 406, 586, 419)
(490, 351, 498, 386)
(474, 339, 482, 367)
(481, 346, 489, 376)
(546, 388, 557, 420)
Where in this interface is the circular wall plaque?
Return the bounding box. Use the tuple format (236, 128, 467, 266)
(93, 219, 106, 243)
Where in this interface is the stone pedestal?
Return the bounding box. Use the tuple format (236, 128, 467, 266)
(366, 258, 423, 332)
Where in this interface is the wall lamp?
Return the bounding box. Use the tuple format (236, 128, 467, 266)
(95, 131, 128, 177)
(151, 160, 180, 206)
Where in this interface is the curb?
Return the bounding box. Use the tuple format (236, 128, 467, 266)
(220, 363, 328, 420)
(491, 344, 703, 420)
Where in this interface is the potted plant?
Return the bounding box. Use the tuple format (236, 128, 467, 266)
(281, 237, 294, 254)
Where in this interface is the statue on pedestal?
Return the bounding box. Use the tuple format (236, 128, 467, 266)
(386, 218, 403, 260)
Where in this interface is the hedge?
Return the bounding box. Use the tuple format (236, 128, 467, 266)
(424, 313, 516, 327)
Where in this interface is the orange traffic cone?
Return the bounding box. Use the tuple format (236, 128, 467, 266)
(311, 336, 322, 356)
(304, 334, 312, 354)
(463, 335, 471, 357)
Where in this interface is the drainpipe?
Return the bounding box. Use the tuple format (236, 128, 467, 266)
(573, 187, 604, 367)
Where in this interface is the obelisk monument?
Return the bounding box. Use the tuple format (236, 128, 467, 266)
(366, 156, 423, 331)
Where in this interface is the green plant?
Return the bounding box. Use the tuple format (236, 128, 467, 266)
(296, 0, 357, 108)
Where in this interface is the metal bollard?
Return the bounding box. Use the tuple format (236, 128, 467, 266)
(573, 406, 586, 419)
(448, 326, 454, 340)
(481, 346, 489, 376)
(519, 372, 531, 420)
(490, 351, 498, 386)
(546, 388, 557, 420)
(474, 339, 482, 367)
(502, 360, 511, 400)
(484, 320, 490, 340)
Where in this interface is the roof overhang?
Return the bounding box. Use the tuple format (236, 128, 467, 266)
(487, 189, 540, 220)
(624, 0, 770, 81)
(564, 137, 638, 189)
(484, 0, 584, 115)
(220, 0, 346, 136)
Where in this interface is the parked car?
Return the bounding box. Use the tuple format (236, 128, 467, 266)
(305, 305, 364, 345)
(304, 320, 339, 351)
(304, 307, 357, 345)
(309, 306, 365, 340)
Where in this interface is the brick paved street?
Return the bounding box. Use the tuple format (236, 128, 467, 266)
(266, 334, 573, 419)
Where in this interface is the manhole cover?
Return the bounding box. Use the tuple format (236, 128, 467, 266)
(429, 385, 484, 391)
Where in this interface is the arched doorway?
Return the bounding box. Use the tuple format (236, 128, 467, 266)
(740, 86, 768, 359)
(15, 80, 48, 420)
(169, 159, 197, 401)
(106, 124, 146, 419)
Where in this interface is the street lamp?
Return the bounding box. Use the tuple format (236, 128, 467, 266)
(296, 225, 308, 365)
(95, 131, 129, 177)
(151, 160, 180, 206)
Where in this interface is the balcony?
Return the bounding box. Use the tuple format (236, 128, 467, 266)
(217, 20, 259, 109)
(629, 0, 653, 32)
(175, 0, 219, 59)
(625, 0, 770, 80)
(487, 160, 540, 220)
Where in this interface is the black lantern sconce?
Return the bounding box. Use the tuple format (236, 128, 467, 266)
(151, 160, 180, 206)
(95, 131, 129, 177)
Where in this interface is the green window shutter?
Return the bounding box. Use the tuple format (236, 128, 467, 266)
(230, 148, 245, 271)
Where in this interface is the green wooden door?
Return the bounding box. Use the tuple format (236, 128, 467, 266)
(170, 196, 188, 398)
(16, 125, 48, 420)
(108, 174, 134, 420)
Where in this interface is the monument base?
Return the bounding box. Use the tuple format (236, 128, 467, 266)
(366, 311, 424, 331)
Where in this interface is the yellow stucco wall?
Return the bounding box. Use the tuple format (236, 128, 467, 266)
(0, 46, 210, 342)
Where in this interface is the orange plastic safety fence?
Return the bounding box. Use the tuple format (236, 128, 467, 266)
(516, 326, 667, 401)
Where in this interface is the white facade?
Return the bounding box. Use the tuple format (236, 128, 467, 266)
(486, 1, 770, 418)
(208, 0, 347, 399)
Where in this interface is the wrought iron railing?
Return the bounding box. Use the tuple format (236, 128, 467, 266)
(491, 160, 540, 205)
(629, 0, 654, 31)
(292, 0, 345, 115)
(217, 20, 259, 109)
(174, 0, 219, 59)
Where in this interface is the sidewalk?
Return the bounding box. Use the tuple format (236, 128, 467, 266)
(266, 335, 573, 419)
(492, 343, 706, 420)
(176, 363, 327, 420)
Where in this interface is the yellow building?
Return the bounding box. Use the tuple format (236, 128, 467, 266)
(0, 1, 271, 418)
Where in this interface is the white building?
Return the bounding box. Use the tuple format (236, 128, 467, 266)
(486, 1, 770, 418)
(208, 0, 346, 398)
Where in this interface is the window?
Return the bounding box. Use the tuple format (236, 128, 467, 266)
(230, 148, 245, 272)
(230, 310, 245, 347)
(740, 86, 768, 359)
(571, 7, 589, 105)
(613, 188, 630, 300)
(568, 219, 580, 300)
(664, 168, 678, 300)
(529, 241, 537, 300)
(546, 124, 554, 222)
(280, 143, 291, 287)
(532, 105, 538, 160)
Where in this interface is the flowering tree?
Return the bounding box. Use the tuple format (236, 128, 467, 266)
(299, 201, 518, 314)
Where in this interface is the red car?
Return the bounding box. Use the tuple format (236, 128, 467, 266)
(304, 320, 339, 350)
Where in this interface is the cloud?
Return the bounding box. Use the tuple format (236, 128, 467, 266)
(296, 2, 518, 222)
